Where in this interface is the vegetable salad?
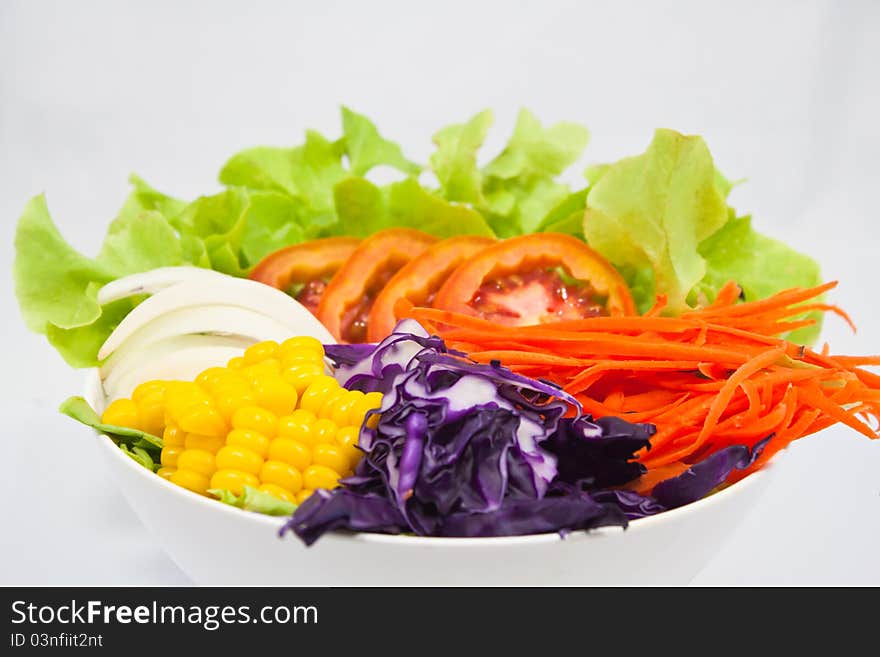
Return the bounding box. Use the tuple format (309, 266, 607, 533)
(14, 108, 880, 544)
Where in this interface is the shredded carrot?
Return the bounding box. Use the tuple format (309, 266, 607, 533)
(623, 461, 692, 495)
(405, 280, 880, 492)
(709, 281, 743, 308)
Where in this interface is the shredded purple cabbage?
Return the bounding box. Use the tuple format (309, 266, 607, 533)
(543, 415, 654, 490)
(283, 322, 767, 545)
(592, 439, 770, 520)
(650, 438, 769, 510)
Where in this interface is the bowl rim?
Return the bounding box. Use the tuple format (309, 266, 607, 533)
(88, 369, 775, 548)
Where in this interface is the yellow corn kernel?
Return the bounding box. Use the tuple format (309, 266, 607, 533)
(316, 387, 348, 420)
(252, 377, 298, 416)
(277, 410, 315, 444)
(160, 446, 183, 468)
(136, 391, 165, 436)
(171, 469, 211, 495)
(213, 387, 255, 423)
(178, 403, 227, 437)
(311, 418, 338, 445)
(296, 489, 314, 504)
(226, 428, 270, 459)
(215, 445, 264, 475)
(335, 426, 362, 468)
(335, 425, 359, 448)
(260, 460, 303, 493)
(163, 381, 211, 420)
(101, 398, 140, 430)
(157, 467, 176, 481)
(213, 374, 252, 394)
(176, 449, 216, 477)
(351, 391, 384, 429)
(303, 464, 340, 491)
(131, 380, 166, 402)
(163, 425, 186, 447)
(244, 340, 279, 364)
(211, 469, 260, 496)
(281, 362, 326, 395)
(280, 336, 324, 360)
(241, 359, 282, 385)
(281, 350, 323, 368)
(268, 438, 311, 472)
(227, 356, 246, 369)
(298, 375, 342, 415)
(195, 367, 229, 390)
(328, 390, 365, 427)
(312, 443, 350, 476)
(232, 406, 278, 438)
(259, 483, 296, 503)
(184, 433, 226, 453)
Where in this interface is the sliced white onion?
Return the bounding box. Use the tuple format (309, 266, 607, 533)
(97, 266, 232, 306)
(98, 305, 297, 377)
(102, 334, 251, 400)
(98, 277, 334, 360)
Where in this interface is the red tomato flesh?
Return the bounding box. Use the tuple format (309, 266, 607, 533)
(294, 280, 327, 316)
(471, 270, 607, 325)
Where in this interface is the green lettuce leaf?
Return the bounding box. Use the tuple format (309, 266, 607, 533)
(119, 444, 158, 471)
(482, 109, 589, 235)
(333, 177, 388, 237)
(15, 109, 829, 370)
(209, 485, 297, 516)
(59, 395, 163, 450)
(430, 109, 494, 205)
(218, 146, 301, 196)
(238, 191, 306, 265)
(122, 174, 188, 220)
(14, 195, 115, 333)
(535, 189, 589, 236)
(484, 108, 589, 180)
(583, 128, 729, 313)
(334, 176, 495, 239)
(46, 297, 137, 368)
(691, 214, 823, 343)
(484, 177, 572, 237)
(430, 108, 589, 237)
(14, 191, 190, 366)
(219, 130, 347, 216)
(341, 106, 420, 176)
(97, 209, 184, 274)
(387, 178, 495, 238)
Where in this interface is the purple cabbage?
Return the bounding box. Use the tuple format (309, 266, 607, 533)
(283, 321, 656, 545)
(650, 438, 769, 509)
(592, 439, 770, 520)
(542, 416, 654, 490)
(283, 322, 769, 544)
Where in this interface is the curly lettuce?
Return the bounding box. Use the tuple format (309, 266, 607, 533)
(582, 129, 822, 338)
(13, 109, 825, 369)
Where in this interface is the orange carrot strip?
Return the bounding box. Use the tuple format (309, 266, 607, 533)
(692, 347, 787, 452)
(708, 281, 743, 308)
(688, 281, 837, 319)
(465, 351, 587, 367)
(796, 385, 879, 439)
(644, 295, 668, 317)
(741, 380, 762, 423)
(827, 355, 880, 366)
(623, 461, 692, 495)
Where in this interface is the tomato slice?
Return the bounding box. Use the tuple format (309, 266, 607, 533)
(366, 235, 496, 342)
(432, 233, 636, 324)
(316, 228, 439, 342)
(248, 237, 361, 315)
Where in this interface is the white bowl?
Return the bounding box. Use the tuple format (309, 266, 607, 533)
(87, 370, 777, 586)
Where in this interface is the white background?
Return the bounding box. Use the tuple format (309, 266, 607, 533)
(1, 0, 878, 585)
